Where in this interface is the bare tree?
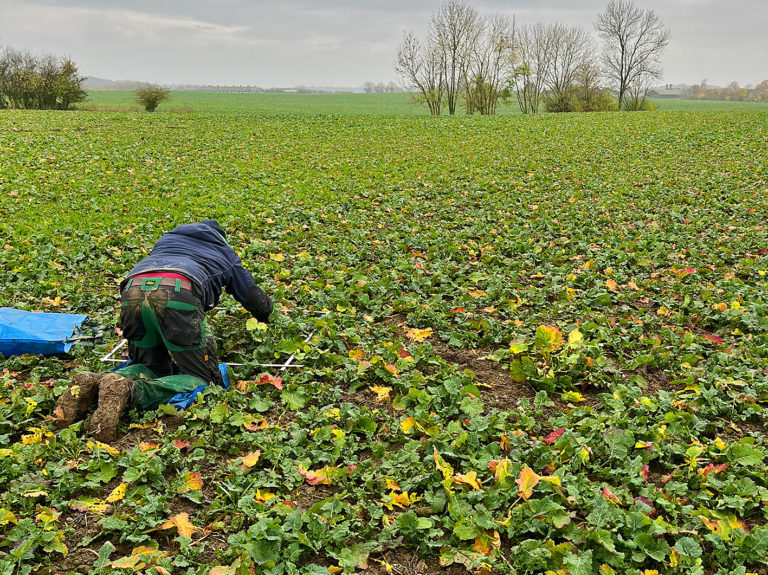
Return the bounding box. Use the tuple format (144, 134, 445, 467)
(430, 0, 480, 115)
(595, 0, 670, 110)
(512, 23, 553, 114)
(465, 13, 516, 115)
(544, 24, 594, 112)
(395, 30, 445, 115)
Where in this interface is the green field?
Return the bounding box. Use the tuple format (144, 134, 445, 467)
(78, 90, 768, 115)
(1, 96, 768, 575)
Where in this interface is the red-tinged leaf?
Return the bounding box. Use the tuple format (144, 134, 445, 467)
(450, 307, 465, 313)
(173, 440, 191, 449)
(256, 373, 283, 390)
(703, 334, 724, 344)
(601, 486, 621, 505)
(298, 465, 334, 485)
(640, 464, 649, 482)
(396, 348, 411, 359)
(633, 496, 656, 516)
(181, 472, 203, 492)
(543, 428, 565, 445)
(697, 463, 728, 477)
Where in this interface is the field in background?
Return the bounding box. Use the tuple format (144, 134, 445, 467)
(1, 103, 768, 574)
(78, 90, 768, 115)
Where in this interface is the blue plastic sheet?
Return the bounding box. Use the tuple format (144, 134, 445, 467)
(166, 363, 230, 409)
(0, 307, 88, 357)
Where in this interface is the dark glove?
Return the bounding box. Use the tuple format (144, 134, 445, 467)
(245, 285, 273, 323)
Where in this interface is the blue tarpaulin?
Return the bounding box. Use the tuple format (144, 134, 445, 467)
(0, 307, 89, 357)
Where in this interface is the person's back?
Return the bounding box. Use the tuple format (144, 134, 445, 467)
(55, 220, 273, 443)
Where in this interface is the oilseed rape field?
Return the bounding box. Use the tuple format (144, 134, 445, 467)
(1, 94, 768, 575)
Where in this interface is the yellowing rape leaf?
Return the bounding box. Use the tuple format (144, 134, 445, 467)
(182, 472, 203, 491)
(106, 483, 127, 503)
(382, 490, 420, 510)
(516, 467, 540, 500)
(433, 447, 454, 479)
(370, 385, 392, 401)
(568, 329, 583, 346)
(406, 327, 433, 342)
(453, 471, 482, 490)
(348, 349, 364, 361)
(534, 325, 564, 354)
(714, 302, 728, 312)
(468, 289, 487, 299)
(401, 416, 418, 434)
(86, 440, 120, 456)
(254, 489, 276, 503)
(240, 451, 261, 468)
(269, 253, 284, 262)
(159, 512, 196, 538)
(605, 279, 620, 292)
(385, 478, 401, 491)
(0, 509, 18, 525)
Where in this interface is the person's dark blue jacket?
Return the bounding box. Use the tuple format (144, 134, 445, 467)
(122, 221, 273, 322)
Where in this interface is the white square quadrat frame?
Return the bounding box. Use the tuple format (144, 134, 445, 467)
(100, 309, 331, 372)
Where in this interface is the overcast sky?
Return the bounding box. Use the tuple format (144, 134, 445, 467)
(0, 0, 765, 88)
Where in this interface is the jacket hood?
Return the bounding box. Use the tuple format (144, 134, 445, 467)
(168, 222, 228, 245)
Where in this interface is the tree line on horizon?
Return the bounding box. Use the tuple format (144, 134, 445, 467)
(394, 0, 670, 115)
(682, 80, 768, 103)
(0, 46, 87, 110)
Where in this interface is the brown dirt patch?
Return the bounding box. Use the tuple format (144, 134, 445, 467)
(291, 484, 337, 510)
(430, 342, 535, 410)
(367, 549, 466, 575)
(637, 366, 676, 394)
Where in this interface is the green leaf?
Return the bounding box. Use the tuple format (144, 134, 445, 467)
(635, 532, 670, 562)
(563, 549, 593, 575)
(727, 443, 764, 466)
(453, 520, 479, 541)
(674, 536, 702, 558)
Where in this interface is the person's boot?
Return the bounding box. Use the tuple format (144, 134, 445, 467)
(53, 371, 102, 428)
(89, 373, 135, 443)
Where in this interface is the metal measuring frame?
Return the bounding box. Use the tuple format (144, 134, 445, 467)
(100, 309, 331, 371)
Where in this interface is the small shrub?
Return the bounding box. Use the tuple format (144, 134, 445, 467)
(134, 84, 170, 112)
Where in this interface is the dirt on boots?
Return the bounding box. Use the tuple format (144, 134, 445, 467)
(89, 373, 135, 443)
(53, 371, 102, 429)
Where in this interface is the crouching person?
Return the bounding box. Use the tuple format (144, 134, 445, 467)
(55, 220, 273, 442)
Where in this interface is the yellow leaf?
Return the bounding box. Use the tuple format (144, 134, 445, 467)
(534, 325, 564, 353)
(401, 416, 417, 434)
(561, 391, 585, 403)
(240, 451, 261, 468)
(568, 329, 583, 346)
(714, 302, 728, 312)
(516, 467, 541, 500)
(182, 472, 203, 491)
(348, 349, 364, 361)
(385, 478, 401, 491)
(254, 489, 276, 503)
(0, 509, 18, 525)
(453, 471, 482, 490)
(370, 385, 392, 402)
(86, 440, 120, 456)
(106, 483, 127, 503)
(605, 279, 620, 292)
(468, 289, 487, 299)
(269, 253, 284, 262)
(328, 567, 343, 575)
(159, 512, 196, 538)
(406, 327, 433, 342)
(433, 446, 454, 479)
